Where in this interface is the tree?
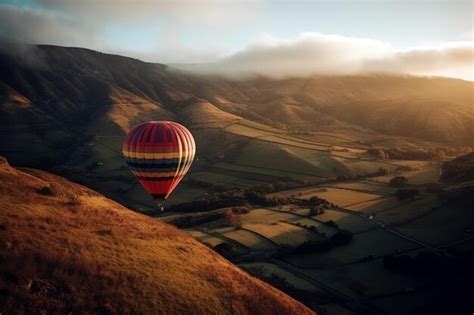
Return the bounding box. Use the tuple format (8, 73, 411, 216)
(389, 176, 408, 187)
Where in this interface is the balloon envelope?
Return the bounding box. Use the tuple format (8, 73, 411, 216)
(123, 121, 196, 201)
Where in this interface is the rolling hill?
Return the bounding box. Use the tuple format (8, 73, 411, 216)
(441, 152, 474, 183)
(0, 45, 472, 210)
(0, 156, 314, 314)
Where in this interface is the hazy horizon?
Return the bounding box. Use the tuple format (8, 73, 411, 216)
(0, 0, 472, 80)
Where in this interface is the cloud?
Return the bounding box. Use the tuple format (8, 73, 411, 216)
(0, 2, 472, 80)
(37, 0, 257, 26)
(177, 33, 474, 80)
(0, 4, 99, 47)
(364, 42, 474, 78)
(0, 1, 256, 61)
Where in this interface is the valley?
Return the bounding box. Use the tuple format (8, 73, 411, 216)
(1, 45, 473, 314)
(173, 159, 473, 314)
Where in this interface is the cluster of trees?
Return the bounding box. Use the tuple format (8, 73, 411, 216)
(168, 185, 331, 213)
(395, 165, 421, 172)
(167, 212, 227, 228)
(273, 230, 353, 257)
(187, 178, 319, 195)
(368, 146, 472, 161)
(308, 207, 325, 216)
(334, 167, 392, 183)
(389, 176, 408, 187)
(168, 206, 252, 228)
(231, 206, 251, 214)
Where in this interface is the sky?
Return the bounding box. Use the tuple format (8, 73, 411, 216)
(0, 0, 472, 80)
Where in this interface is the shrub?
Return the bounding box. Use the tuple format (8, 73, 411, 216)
(389, 176, 408, 187)
(231, 206, 250, 214)
(325, 220, 338, 228)
(36, 185, 55, 196)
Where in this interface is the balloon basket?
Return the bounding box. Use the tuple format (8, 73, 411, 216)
(157, 201, 165, 212)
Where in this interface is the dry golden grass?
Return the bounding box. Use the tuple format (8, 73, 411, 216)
(181, 100, 242, 128)
(107, 86, 175, 132)
(0, 156, 314, 315)
(243, 222, 320, 247)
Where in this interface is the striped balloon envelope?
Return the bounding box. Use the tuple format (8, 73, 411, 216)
(123, 121, 196, 207)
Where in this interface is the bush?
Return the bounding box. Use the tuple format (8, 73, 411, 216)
(325, 220, 338, 228)
(390, 176, 408, 187)
(231, 206, 250, 214)
(274, 229, 353, 257)
(167, 187, 295, 213)
(36, 185, 55, 196)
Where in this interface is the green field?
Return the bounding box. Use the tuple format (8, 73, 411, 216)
(305, 259, 424, 298)
(186, 230, 225, 247)
(333, 157, 400, 176)
(286, 229, 419, 269)
(287, 217, 339, 237)
(397, 203, 474, 245)
(240, 208, 299, 224)
(214, 162, 323, 182)
(74, 106, 470, 315)
(224, 122, 278, 138)
(371, 164, 441, 185)
(345, 196, 402, 213)
(240, 262, 320, 292)
(327, 181, 397, 195)
(304, 187, 383, 207)
(374, 195, 441, 226)
(243, 222, 322, 247)
(222, 229, 277, 250)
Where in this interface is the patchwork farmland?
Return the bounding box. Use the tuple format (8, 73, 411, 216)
(178, 151, 473, 314)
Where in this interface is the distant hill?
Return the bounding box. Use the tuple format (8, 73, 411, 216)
(0, 46, 472, 166)
(0, 156, 313, 314)
(0, 45, 472, 209)
(441, 152, 474, 183)
(165, 72, 473, 145)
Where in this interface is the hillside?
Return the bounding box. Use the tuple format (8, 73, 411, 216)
(0, 45, 472, 210)
(441, 152, 474, 183)
(0, 156, 314, 314)
(1, 46, 472, 166)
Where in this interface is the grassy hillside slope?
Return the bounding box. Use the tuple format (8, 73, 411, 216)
(441, 152, 474, 183)
(0, 156, 314, 315)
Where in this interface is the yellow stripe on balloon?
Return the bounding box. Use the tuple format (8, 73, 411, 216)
(122, 150, 182, 159)
(132, 171, 188, 178)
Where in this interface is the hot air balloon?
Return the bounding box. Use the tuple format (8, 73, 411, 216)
(123, 121, 196, 211)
